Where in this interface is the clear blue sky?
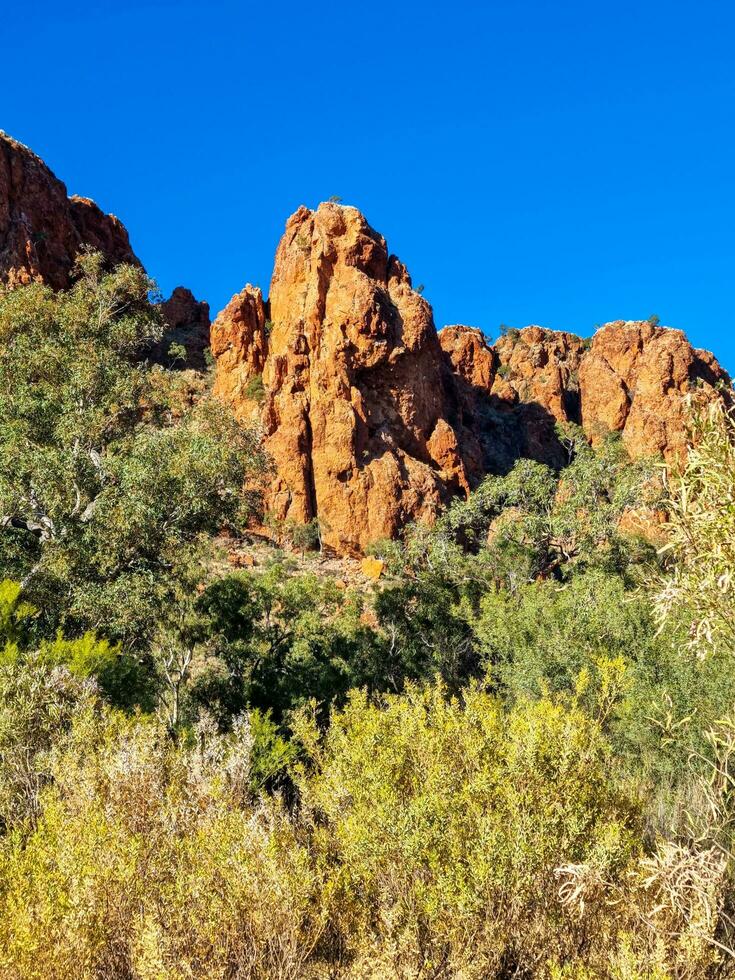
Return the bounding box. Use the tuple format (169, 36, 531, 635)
(4, 0, 734, 371)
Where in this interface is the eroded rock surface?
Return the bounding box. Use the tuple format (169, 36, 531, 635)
(579, 320, 730, 462)
(0, 131, 138, 288)
(155, 286, 211, 370)
(440, 325, 585, 469)
(215, 203, 469, 552)
(213, 206, 731, 554)
(211, 285, 269, 420)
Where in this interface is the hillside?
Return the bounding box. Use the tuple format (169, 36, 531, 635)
(1, 132, 735, 978)
(1, 131, 730, 556)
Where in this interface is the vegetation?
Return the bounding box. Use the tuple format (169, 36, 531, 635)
(0, 264, 734, 976)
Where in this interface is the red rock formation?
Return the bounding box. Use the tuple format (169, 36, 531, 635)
(211, 285, 269, 420)
(0, 131, 138, 289)
(579, 320, 730, 462)
(215, 203, 468, 553)
(214, 207, 732, 554)
(439, 324, 585, 470)
(493, 326, 585, 425)
(154, 286, 211, 370)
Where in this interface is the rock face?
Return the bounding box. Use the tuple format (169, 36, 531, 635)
(262, 203, 470, 553)
(211, 285, 269, 418)
(579, 320, 730, 462)
(215, 203, 469, 553)
(0, 131, 138, 289)
(213, 205, 731, 554)
(440, 325, 586, 470)
(154, 286, 211, 370)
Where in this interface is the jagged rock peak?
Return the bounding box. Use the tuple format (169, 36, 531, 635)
(0, 130, 138, 289)
(215, 207, 732, 554)
(214, 202, 470, 553)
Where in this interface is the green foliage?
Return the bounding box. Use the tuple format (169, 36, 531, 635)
(295, 683, 643, 975)
(0, 258, 266, 644)
(243, 371, 265, 403)
(654, 401, 735, 657)
(193, 565, 382, 724)
(0, 579, 36, 648)
(0, 261, 734, 974)
(167, 340, 187, 365)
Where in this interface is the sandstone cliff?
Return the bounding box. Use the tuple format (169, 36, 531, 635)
(214, 203, 469, 553)
(214, 204, 731, 553)
(0, 131, 138, 288)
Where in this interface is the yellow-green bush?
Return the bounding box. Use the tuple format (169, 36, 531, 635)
(0, 707, 325, 980)
(295, 682, 643, 977)
(0, 678, 731, 978)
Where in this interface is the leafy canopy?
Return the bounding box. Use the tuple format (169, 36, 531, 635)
(0, 255, 265, 643)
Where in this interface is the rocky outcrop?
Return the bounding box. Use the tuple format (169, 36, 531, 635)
(0, 131, 138, 289)
(211, 286, 269, 418)
(440, 325, 585, 470)
(493, 326, 585, 427)
(579, 321, 730, 462)
(442, 320, 729, 469)
(215, 203, 469, 553)
(153, 286, 211, 370)
(214, 206, 731, 554)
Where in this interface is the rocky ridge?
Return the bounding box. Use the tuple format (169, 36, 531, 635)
(213, 203, 731, 553)
(0, 131, 138, 288)
(1, 131, 730, 555)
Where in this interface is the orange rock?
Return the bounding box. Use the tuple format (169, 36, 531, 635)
(439, 324, 585, 470)
(213, 207, 732, 555)
(579, 321, 730, 463)
(0, 131, 138, 289)
(211, 285, 269, 422)
(493, 326, 585, 426)
(361, 556, 385, 580)
(215, 203, 468, 553)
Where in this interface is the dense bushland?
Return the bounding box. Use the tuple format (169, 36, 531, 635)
(0, 265, 734, 977)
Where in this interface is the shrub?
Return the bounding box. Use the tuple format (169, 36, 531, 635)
(295, 682, 642, 976)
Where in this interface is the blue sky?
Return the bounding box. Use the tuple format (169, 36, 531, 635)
(4, 0, 735, 371)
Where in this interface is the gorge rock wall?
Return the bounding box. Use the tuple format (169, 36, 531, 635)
(0, 131, 138, 288)
(214, 205, 731, 553)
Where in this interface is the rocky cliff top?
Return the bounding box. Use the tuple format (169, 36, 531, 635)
(1, 132, 730, 555)
(0, 130, 138, 289)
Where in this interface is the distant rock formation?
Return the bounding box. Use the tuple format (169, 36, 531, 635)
(214, 204, 731, 553)
(0, 131, 138, 288)
(579, 320, 729, 461)
(154, 286, 211, 370)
